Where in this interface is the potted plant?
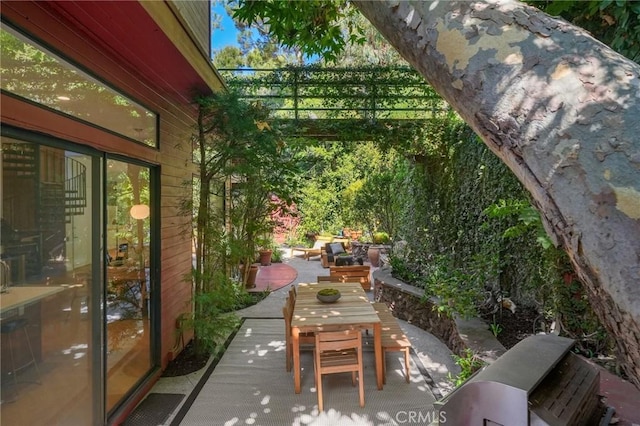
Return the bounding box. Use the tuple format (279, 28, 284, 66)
(316, 288, 341, 303)
(244, 263, 260, 288)
(258, 237, 274, 266)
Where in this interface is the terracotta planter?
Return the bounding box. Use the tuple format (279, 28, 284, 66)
(247, 264, 259, 288)
(241, 263, 259, 288)
(368, 248, 380, 267)
(259, 249, 272, 266)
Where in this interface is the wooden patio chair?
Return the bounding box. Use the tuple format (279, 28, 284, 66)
(313, 329, 365, 411)
(329, 265, 371, 291)
(317, 275, 363, 284)
(282, 296, 314, 372)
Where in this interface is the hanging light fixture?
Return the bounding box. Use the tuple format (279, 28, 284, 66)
(130, 204, 150, 220)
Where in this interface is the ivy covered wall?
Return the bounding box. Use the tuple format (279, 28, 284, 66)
(391, 117, 607, 357)
(395, 118, 549, 311)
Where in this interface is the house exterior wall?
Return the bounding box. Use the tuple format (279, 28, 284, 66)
(1, 1, 221, 423)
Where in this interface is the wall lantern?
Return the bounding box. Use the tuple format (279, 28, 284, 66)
(130, 204, 150, 220)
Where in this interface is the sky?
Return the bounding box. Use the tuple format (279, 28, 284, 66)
(211, 3, 242, 51)
(209, 2, 319, 63)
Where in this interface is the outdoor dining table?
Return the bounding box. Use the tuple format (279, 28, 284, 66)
(291, 281, 383, 393)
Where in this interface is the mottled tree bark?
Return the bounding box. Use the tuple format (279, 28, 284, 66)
(354, 0, 640, 387)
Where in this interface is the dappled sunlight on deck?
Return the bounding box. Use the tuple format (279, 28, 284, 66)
(179, 319, 437, 425)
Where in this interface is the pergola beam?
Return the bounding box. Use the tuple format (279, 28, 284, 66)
(218, 66, 452, 136)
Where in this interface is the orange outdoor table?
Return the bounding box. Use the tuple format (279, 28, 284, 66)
(291, 281, 383, 393)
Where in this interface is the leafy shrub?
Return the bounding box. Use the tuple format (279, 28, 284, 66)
(389, 255, 424, 285)
(372, 231, 390, 244)
(422, 257, 482, 319)
(187, 278, 242, 356)
(271, 247, 283, 263)
(448, 348, 484, 387)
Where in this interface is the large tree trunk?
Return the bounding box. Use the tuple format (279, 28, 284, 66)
(354, 0, 640, 387)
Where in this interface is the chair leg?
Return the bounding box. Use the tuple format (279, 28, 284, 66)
(313, 351, 324, 411)
(23, 326, 42, 382)
(7, 331, 18, 386)
(285, 340, 292, 372)
(358, 364, 365, 407)
(382, 351, 387, 385)
(4, 323, 41, 386)
(316, 368, 324, 411)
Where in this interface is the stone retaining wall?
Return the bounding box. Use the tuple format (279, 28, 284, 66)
(373, 267, 506, 363)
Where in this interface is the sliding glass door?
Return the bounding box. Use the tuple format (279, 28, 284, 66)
(1, 136, 157, 423)
(1, 137, 97, 424)
(105, 159, 153, 412)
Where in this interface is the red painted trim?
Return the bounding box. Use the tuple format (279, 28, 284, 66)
(2, 1, 212, 109)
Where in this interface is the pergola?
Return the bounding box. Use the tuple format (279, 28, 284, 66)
(218, 66, 454, 141)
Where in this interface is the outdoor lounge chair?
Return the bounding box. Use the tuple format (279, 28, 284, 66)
(291, 239, 328, 260)
(322, 241, 350, 267)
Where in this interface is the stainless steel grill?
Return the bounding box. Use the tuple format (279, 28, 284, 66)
(435, 334, 602, 425)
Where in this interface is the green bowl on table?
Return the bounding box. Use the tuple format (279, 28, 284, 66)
(317, 288, 341, 303)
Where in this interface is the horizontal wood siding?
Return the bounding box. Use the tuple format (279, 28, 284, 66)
(157, 118, 196, 369)
(170, 0, 211, 58)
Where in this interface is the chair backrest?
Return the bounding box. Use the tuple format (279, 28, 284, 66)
(283, 301, 292, 328)
(332, 237, 350, 247)
(318, 274, 362, 283)
(325, 242, 347, 255)
(284, 294, 315, 344)
(315, 329, 362, 353)
(329, 265, 371, 290)
(330, 265, 371, 274)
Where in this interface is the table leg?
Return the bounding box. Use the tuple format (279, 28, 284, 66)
(374, 322, 383, 390)
(293, 327, 301, 393)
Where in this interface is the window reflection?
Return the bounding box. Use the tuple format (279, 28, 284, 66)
(105, 159, 151, 412)
(0, 25, 157, 147)
(1, 138, 94, 425)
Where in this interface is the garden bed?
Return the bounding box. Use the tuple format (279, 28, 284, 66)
(373, 267, 505, 362)
(374, 267, 624, 381)
(162, 291, 269, 376)
(162, 340, 210, 377)
(478, 305, 541, 350)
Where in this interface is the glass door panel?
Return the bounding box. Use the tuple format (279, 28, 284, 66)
(105, 159, 151, 412)
(1, 138, 95, 425)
